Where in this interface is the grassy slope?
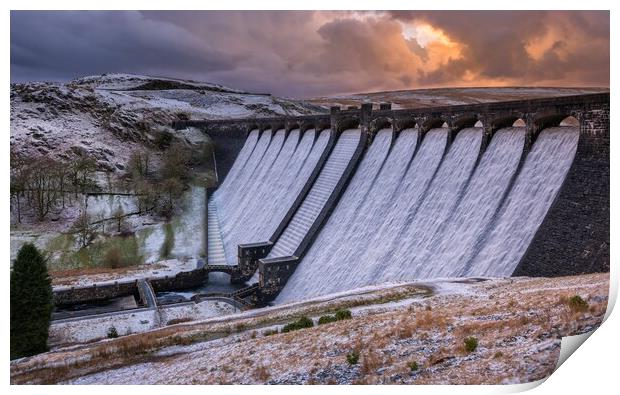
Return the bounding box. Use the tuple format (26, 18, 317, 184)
(10, 273, 609, 385)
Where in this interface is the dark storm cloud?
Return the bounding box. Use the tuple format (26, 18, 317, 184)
(10, 10, 609, 96)
(11, 11, 237, 82)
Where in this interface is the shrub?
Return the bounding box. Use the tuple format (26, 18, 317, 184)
(282, 316, 314, 333)
(335, 309, 352, 321)
(464, 336, 478, 353)
(263, 329, 278, 336)
(346, 351, 360, 365)
(568, 295, 589, 313)
(104, 246, 123, 269)
(10, 243, 53, 359)
(154, 128, 174, 149)
(107, 326, 119, 339)
(167, 317, 192, 325)
(318, 315, 338, 325)
(159, 222, 175, 259)
(407, 361, 419, 372)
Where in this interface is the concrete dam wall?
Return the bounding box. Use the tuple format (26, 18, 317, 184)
(177, 93, 609, 305)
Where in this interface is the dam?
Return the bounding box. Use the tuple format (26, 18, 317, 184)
(54, 93, 609, 317)
(187, 93, 609, 306)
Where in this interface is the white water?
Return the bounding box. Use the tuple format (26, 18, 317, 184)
(219, 130, 274, 263)
(221, 130, 286, 261)
(212, 129, 258, 208)
(257, 129, 330, 242)
(465, 126, 579, 276)
(224, 130, 286, 230)
(268, 129, 362, 258)
(275, 129, 393, 299)
(231, 129, 300, 245)
(207, 129, 329, 265)
(418, 127, 526, 278)
(372, 127, 483, 283)
(276, 128, 447, 303)
(350, 128, 449, 288)
(217, 130, 271, 224)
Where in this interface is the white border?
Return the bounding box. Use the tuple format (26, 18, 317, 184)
(3, 2, 617, 394)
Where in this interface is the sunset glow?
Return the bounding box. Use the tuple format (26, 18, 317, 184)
(10, 10, 609, 97)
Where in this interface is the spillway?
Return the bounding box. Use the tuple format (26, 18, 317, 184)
(268, 129, 362, 258)
(224, 130, 287, 236)
(258, 129, 331, 241)
(416, 127, 527, 278)
(465, 126, 580, 277)
(274, 129, 393, 299)
(212, 129, 259, 208)
(372, 127, 484, 282)
(218, 130, 271, 232)
(207, 128, 330, 266)
(194, 94, 607, 307)
(276, 128, 447, 303)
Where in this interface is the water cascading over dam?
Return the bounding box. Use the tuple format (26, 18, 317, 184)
(209, 128, 331, 266)
(267, 129, 363, 258)
(176, 93, 608, 307)
(464, 126, 580, 277)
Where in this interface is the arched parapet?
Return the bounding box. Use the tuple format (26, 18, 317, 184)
(525, 112, 575, 148)
(393, 115, 418, 133)
(418, 116, 447, 133)
(334, 115, 361, 133)
(244, 123, 260, 134)
(332, 103, 370, 135)
(284, 119, 300, 133)
(257, 122, 272, 133)
(486, 112, 527, 133)
(369, 116, 393, 134)
(313, 117, 331, 132)
(451, 114, 482, 131)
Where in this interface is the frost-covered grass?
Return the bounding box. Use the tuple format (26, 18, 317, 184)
(9, 274, 609, 385)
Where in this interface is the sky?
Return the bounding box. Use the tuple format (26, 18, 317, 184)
(10, 10, 609, 98)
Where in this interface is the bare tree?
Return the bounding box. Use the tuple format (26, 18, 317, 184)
(70, 156, 97, 195)
(10, 150, 29, 223)
(127, 150, 151, 180)
(112, 205, 125, 233)
(72, 210, 96, 249)
(29, 158, 60, 221)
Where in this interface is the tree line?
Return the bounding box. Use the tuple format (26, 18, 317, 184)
(10, 150, 98, 223)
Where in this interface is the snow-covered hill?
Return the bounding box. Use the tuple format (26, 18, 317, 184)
(10, 73, 325, 172)
(309, 86, 608, 109)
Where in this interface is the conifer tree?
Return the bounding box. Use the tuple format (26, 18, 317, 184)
(10, 243, 53, 359)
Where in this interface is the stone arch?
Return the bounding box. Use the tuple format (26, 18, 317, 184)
(393, 116, 418, 132)
(370, 116, 393, 133)
(334, 115, 361, 133)
(452, 114, 482, 130)
(560, 115, 580, 127)
(488, 113, 526, 132)
(513, 118, 526, 127)
(420, 117, 447, 133)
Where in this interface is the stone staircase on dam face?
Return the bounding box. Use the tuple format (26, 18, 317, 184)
(267, 130, 363, 258)
(207, 199, 228, 266)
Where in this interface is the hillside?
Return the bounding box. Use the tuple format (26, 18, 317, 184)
(9, 273, 608, 384)
(308, 87, 608, 109)
(10, 73, 325, 173)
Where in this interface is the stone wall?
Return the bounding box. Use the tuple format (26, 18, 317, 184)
(149, 268, 207, 292)
(513, 101, 610, 276)
(53, 281, 139, 306)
